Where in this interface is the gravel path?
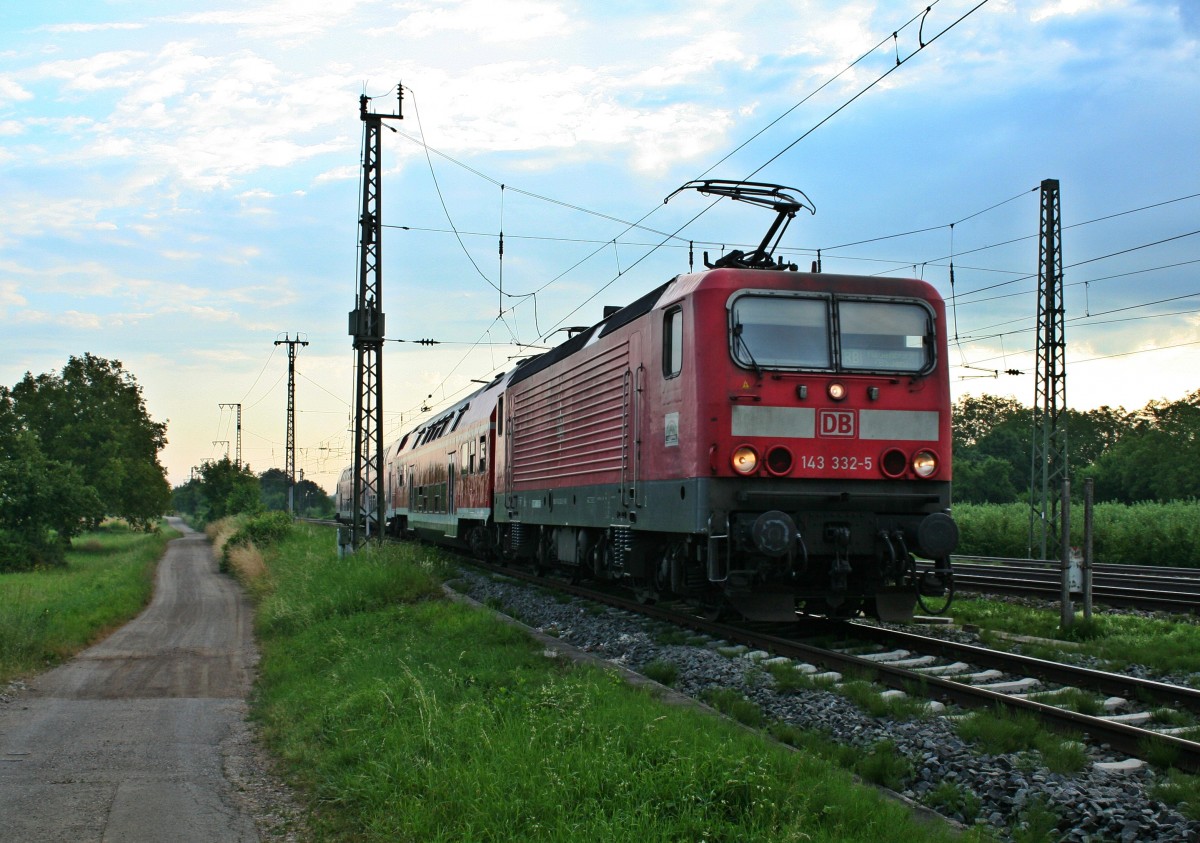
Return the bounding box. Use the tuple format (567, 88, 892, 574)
(0, 519, 306, 842)
(458, 568, 1200, 842)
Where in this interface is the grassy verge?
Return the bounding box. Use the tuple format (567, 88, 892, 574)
(949, 596, 1200, 678)
(238, 523, 975, 842)
(0, 521, 177, 682)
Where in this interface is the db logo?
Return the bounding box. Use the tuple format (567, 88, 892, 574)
(818, 409, 857, 438)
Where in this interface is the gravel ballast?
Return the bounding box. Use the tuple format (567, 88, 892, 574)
(457, 569, 1200, 843)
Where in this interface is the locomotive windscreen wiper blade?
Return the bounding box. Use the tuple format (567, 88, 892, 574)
(732, 322, 763, 378)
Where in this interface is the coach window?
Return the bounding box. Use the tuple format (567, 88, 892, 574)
(662, 306, 683, 378)
(478, 435, 487, 474)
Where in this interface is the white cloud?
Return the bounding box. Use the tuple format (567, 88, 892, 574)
(0, 282, 27, 315)
(392, 0, 572, 43)
(0, 76, 33, 105)
(170, 0, 366, 42)
(42, 22, 146, 34)
(32, 50, 149, 92)
(1030, 0, 1124, 23)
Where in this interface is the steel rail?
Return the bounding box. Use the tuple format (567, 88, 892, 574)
(477, 562, 1200, 774)
(952, 569, 1200, 613)
(843, 621, 1200, 713)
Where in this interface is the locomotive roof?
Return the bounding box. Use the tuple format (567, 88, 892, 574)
(505, 268, 943, 391)
(508, 280, 673, 389)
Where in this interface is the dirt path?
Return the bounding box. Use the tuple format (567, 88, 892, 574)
(0, 519, 286, 842)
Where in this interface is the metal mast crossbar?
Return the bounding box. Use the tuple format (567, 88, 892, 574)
(349, 89, 402, 550)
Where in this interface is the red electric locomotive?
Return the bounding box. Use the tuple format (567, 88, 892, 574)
(368, 181, 958, 621)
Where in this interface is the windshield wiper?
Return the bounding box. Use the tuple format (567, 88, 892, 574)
(732, 323, 763, 378)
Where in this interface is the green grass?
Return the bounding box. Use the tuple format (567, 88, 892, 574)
(951, 596, 1200, 678)
(1027, 687, 1103, 716)
(1150, 770, 1200, 821)
(641, 659, 679, 687)
(955, 706, 1088, 774)
(926, 781, 980, 821)
(248, 524, 976, 842)
(836, 678, 933, 721)
(701, 686, 765, 728)
(0, 522, 177, 682)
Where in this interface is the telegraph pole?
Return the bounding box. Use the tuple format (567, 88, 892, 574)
(219, 402, 242, 468)
(275, 333, 309, 515)
(349, 86, 402, 550)
(1029, 179, 1067, 560)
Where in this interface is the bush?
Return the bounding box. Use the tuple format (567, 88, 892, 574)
(220, 511, 294, 570)
(954, 501, 1200, 566)
(0, 529, 65, 572)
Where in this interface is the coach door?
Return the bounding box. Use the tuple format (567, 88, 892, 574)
(447, 451, 457, 516)
(407, 465, 416, 516)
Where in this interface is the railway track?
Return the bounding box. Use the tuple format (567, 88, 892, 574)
(472, 559, 1200, 774)
(951, 555, 1200, 613)
(310, 522, 1200, 773)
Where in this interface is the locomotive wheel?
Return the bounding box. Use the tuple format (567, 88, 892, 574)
(467, 525, 490, 561)
(534, 530, 552, 577)
(696, 590, 728, 622)
(633, 583, 658, 605)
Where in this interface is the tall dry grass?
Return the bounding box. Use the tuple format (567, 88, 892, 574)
(225, 543, 271, 599)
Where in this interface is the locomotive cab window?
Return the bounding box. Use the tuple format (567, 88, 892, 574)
(838, 300, 932, 373)
(662, 306, 683, 378)
(730, 295, 830, 369)
(729, 293, 934, 374)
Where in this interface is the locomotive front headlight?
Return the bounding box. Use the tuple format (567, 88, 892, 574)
(912, 450, 938, 478)
(828, 382, 847, 401)
(731, 445, 759, 475)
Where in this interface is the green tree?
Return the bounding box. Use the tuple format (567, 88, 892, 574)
(294, 479, 334, 517)
(951, 394, 1026, 450)
(952, 394, 1031, 503)
(0, 394, 103, 570)
(172, 477, 203, 518)
(1064, 405, 1133, 467)
(1086, 391, 1200, 502)
(195, 457, 262, 523)
(259, 468, 289, 511)
(9, 354, 170, 529)
(257, 468, 332, 517)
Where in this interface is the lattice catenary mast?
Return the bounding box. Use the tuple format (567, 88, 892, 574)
(1028, 178, 1067, 559)
(275, 334, 308, 515)
(219, 402, 242, 468)
(349, 88, 402, 549)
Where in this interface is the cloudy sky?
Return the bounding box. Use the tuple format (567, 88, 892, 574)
(2, 0, 1197, 493)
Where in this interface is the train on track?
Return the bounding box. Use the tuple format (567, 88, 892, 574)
(338, 181, 958, 621)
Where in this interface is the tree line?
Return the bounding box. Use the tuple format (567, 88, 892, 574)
(1, 354, 172, 571)
(171, 458, 334, 525)
(953, 390, 1200, 504)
